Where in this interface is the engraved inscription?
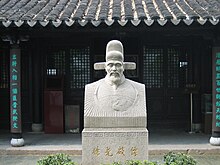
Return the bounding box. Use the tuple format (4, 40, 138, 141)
(91, 146, 141, 158)
(84, 131, 147, 138)
(83, 132, 93, 137)
(104, 132, 115, 137)
(94, 132, 104, 137)
(127, 132, 137, 137)
(137, 132, 147, 136)
(131, 147, 138, 156)
(116, 146, 125, 156)
(115, 133, 127, 137)
(105, 147, 113, 156)
(92, 146, 100, 156)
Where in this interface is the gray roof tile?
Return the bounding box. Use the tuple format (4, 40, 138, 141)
(98, 0, 109, 20)
(0, 0, 219, 27)
(134, 0, 147, 19)
(60, 0, 78, 20)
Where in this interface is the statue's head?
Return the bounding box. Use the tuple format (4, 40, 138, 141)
(105, 40, 125, 85)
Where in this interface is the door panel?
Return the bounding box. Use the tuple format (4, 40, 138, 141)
(45, 46, 90, 132)
(0, 49, 9, 130)
(143, 46, 189, 128)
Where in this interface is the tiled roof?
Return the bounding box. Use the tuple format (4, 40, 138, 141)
(0, 0, 220, 27)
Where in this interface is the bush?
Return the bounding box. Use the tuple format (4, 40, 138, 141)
(37, 152, 196, 165)
(102, 160, 159, 165)
(102, 162, 122, 165)
(37, 153, 77, 165)
(125, 160, 159, 165)
(163, 152, 197, 165)
(102, 152, 196, 165)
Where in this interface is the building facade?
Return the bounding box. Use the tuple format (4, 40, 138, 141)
(0, 0, 220, 145)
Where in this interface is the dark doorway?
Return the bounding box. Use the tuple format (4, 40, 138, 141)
(143, 46, 190, 129)
(0, 48, 9, 130)
(45, 45, 91, 133)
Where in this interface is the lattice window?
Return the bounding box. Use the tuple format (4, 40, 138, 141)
(0, 50, 8, 88)
(178, 51, 188, 88)
(143, 46, 188, 89)
(167, 48, 179, 88)
(69, 47, 90, 89)
(46, 50, 66, 75)
(46, 47, 90, 89)
(168, 48, 188, 88)
(143, 47, 163, 88)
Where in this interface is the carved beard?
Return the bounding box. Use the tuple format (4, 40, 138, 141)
(109, 72, 121, 85)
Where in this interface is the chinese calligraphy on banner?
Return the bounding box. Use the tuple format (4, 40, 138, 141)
(213, 52, 220, 131)
(10, 48, 21, 133)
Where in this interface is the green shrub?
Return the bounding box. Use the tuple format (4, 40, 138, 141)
(37, 153, 77, 165)
(37, 152, 196, 165)
(163, 152, 197, 165)
(125, 160, 158, 165)
(101, 162, 123, 165)
(102, 160, 159, 165)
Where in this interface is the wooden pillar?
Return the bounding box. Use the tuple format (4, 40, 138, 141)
(192, 39, 202, 130)
(210, 47, 220, 146)
(31, 44, 43, 132)
(10, 43, 24, 147)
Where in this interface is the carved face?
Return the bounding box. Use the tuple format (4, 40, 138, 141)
(105, 60, 124, 85)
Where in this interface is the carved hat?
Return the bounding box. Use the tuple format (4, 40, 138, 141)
(106, 40, 124, 62)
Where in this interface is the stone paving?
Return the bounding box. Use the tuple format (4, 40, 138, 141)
(1, 128, 220, 164)
(1, 154, 220, 165)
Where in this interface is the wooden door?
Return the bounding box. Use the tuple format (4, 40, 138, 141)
(143, 46, 190, 129)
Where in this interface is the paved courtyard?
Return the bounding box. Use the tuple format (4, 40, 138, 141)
(1, 154, 220, 165)
(1, 128, 220, 164)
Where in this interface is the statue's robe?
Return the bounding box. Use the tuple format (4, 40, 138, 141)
(84, 76, 147, 128)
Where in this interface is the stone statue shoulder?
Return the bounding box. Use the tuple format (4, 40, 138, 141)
(84, 79, 105, 116)
(84, 78, 146, 117)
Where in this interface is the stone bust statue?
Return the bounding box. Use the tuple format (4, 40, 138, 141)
(84, 40, 147, 128)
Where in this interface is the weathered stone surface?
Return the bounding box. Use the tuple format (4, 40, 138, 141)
(82, 40, 148, 165)
(82, 128, 148, 165)
(84, 116, 146, 128)
(84, 78, 147, 128)
(94, 62, 136, 70)
(11, 138, 24, 147)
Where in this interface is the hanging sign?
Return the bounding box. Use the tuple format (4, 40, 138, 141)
(10, 48, 21, 133)
(213, 50, 220, 132)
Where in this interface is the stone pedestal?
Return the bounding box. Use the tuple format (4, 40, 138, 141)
(32, 123, 43, 132)
(82, 128, 148, 165)
(210, 136, 220, 146)
(11, 138, 25, 147)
